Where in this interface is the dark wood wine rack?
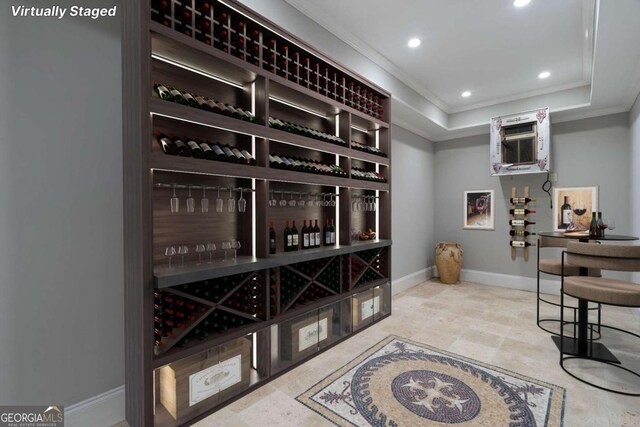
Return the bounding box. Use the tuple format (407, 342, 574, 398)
(124, 1, 392, 426)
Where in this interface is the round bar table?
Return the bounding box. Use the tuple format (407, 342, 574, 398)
(538, 231, 639, 363)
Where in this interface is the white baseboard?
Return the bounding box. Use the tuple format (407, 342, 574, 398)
(65, 385, 125, 427)
(433, 267, 560, 296)
(392, 267, 435, 295)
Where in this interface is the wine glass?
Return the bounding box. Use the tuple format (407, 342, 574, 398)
(221, 240, 231, 261)
(238, 188, 247, 213)
(322, 194, 329, 207)
(329, 193, 336, 207)
(231, 239, 241, 261)
(475, 196, 487, 226)
(215, 187, 223, 213)
(170, 184, 179, 213)
(297, 192, 305, 207)
(201, 187, 209, 213)
(279, 191, 287, 207)
(206, 243, 216, 263)
(195, 244, 206, 264)
(186, 185, 195, 213)
(269, 190, 276, 207)
(177, 245, 189, 266)
(573, 199, 586, 219)
(352, 197, 359, 212)
(288, 192, 296, 207)
(164, 246, 176, 268)
(306, 193, 314, 207)
(607, 218, 616, 232)
(227, 187, 236, 213)
(315, 194, 322, 207)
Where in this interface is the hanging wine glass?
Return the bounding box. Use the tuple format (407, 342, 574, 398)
(195, 244, 206, 264)
(329, 193, 336, 207)
(297, 192, 305, 207)
(288, 192, 296, 207)
(206, 242, 216, 263)
(164, 246, 176, 268)
(228, 187, 236, 213)
(201, 186, 209, 213)
(315, 194, 322, 207)
(306, 193, 314, 207)
(269, 190, 276, 207)
(352, 197, 358, 212)
(215, 186, 223, 213)
(170, 184, 179, 213)
(238, 188, 247, 213)
(279, 191, 287, 207)
(186, 185, 195, 213)
(322, 194, 329, 207)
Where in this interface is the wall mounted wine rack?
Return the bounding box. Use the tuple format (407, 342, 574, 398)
(124, 1, 392, 425)
(509, 186, 536, 261)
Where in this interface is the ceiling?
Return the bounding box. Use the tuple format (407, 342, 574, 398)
(282, 0, 640, 141)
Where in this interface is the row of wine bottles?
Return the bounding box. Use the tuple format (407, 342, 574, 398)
(351, 168, 387, 183)
(155, 132, 257, 165)
(154, 291, 207, 347)
(177, 310, 253, 347)
(175, 275, 263, 315)
(150, 1, 387, 121)
(269, 154, 347, 177)
(269, 117, 346, 146)
(351, 141, 387, 158)
(271, 219, 336, 253)
(154, 82, 258, 123)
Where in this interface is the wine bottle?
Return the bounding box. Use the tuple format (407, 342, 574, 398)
(509, 219, 536, 227)
(225, 104, 243, 119)
(509, 230, 536, 237)
(269, 154, 285, 169)
(291, 221, 299, 251)
(307, 220, 314, 248)
(560, 196, 572, 229)
(180, 90, 199, 108)
(284, 220, 291, 252)
(324, 219, 331, 246)
(194, 94, 211, 110)
(169, 87, 187, 104)
(509, 208, 537, 215)
(198, 140, 215, 160)
(510, 197, 536, 204)
(269, 221, 276, 254)
(209, 142, 227, 161)
(171, 136, 191, 157)
(510, 241, 535, 248)
(185, 139, 205, 159)
(589, 212, 598, 237)
(330, 219, 336, 244)
(205, 98, 223, 114)
(221, 145, 238, 163)
(231, 147, 248, 164)
(155, 132, 178, 155)
(154, 82, 173, 101)
(240, 150, 257, 166)
(597, 212, 605, 238)
(314, 219, 321, 248)
(302, 220, 310, 249)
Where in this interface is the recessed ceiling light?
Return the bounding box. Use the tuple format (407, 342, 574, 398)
(407, 38, 421, 48)
(585, 29, 589, 38)
(461, 91, 471, 98)
(513, 0, 531, 7)
(538, 71, 551, 79)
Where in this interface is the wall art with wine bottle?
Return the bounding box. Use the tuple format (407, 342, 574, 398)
(463, 189, 495, 230)
(552, 186, 598, 231)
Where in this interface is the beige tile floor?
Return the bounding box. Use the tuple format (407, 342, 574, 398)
(154, 280, 640, 427)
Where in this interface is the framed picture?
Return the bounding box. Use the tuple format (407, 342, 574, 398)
(464, 190, 495, 230)
(553, 186, 599, 231)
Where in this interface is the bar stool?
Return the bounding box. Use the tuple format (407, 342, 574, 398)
(537, 236, 601, 337)
(560, 241, 640, 395)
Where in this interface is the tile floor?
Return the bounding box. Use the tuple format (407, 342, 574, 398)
(161, 280, 640, 427)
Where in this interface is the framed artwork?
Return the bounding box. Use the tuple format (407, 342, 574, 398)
(464, 190, 495, 230)
(553, 186, 599, 231)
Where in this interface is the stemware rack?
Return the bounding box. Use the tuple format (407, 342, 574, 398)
(124, 1, 392, 426)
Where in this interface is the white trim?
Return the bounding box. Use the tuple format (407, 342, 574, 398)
(433, 267, 560, 296)
(65, 385, 125, 427)
(392, 267, 435, 295)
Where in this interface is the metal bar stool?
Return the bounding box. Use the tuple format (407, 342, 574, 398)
(537, 236, 601, 337)
(559, 241, 640, 396)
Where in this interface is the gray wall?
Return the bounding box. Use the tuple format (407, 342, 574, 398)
(434, 113, 631, 281)
(0, 0, 123, 406)
(630, 97, 640, 283)
(391, 126, 436, 280)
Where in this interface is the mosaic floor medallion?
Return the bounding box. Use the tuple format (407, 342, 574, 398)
(297, 336, 565, 426)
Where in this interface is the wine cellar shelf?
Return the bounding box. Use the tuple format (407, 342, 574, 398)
(124, 1, 392, 426)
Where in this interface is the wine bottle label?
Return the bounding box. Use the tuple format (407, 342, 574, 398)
(170, 89, 182, 98)
(241, 150, 254, 160)
(292, 234, 299, 246)
(189, 354, 242, 406)
(304, 234, 310, 247)
(511, 241, 526, 248)
(199, 143, 212, 152)
(325, 231, 331, 243)
(361, 296, 380, 320)
(298, 318, 328, 352)
(269, 238, 275, 248)
(315, 232, 320, 245)
(232, 148, 245, 159)
(211, 145, 224, 156)
(309, 233, 315, 247)
(187, 140, 200, 151)
(287, 235, 292, 246)
(330, 232, 336, 244)
(562, 209, 572, 225)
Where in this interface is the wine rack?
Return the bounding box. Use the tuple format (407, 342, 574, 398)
(509, 186, 535, 261)
(124, 1, 392, 426)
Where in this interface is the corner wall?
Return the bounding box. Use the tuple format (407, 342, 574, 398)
(630, 96, 640, 283)
(434, 113, 631, 287)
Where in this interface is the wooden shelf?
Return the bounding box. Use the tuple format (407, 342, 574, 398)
(267, 127, 352, 157)
(349, 150, 390, 166)
(155, 239, 392, 288)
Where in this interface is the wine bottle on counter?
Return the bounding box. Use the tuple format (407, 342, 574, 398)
(509, 208, 536, 215)
(313, 219, 320, 248)
(589, 212, 598, 238)
(171, 136, 192, 157)
(509, 219, 536, 227)
(510, 241, 535, 248)
(155, 132, 178, 155)
(597, 212, 605, 238)
(291, 221, 299, 251)
(509, 230, 536, 237)
(284, 220, 292, 252)
(560, 196, 572, 229)
(302, 220, 310, 249)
